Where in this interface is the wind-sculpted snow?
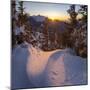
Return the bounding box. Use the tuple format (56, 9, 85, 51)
(11, 43, 87, 89)
(64, 48, 76, 55)
(11, 43, 33, 89)
(44, 50, 87, 86)
(63, 53, 87, 85)
(27, 44, 59, 87)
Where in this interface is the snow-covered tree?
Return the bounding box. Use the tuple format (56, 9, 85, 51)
(78, 5, 87, 23)
(12, 0, 17, 47)
(43, 18, 49, 50)
(18, 1, 24, 15)
(67, 5, 87, 57)
(67, 5, 78, 28)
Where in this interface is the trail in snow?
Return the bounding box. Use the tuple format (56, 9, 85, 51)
(44, 52, 66, 86)
(27, 47, 87, 87)
(12, 42, 87, 89)
(27, 44, 61, 87)
(44, 50, 87, 86)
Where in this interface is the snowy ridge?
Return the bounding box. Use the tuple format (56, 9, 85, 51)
(11, 42, 31, 89)
(44, 51, 87, 86)
(31, 15, 46, 22)
(12, 42, 87, 89)
(27, 43, 60, 87)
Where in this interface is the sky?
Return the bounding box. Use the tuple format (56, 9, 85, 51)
(16, 1, 81, 21)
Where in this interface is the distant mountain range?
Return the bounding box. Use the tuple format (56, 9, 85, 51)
(28, 15, 45, 28)
(31, 15, 46, 22)
(28, 15, 69, 32)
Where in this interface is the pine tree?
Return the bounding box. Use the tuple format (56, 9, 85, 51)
(12, 0, 17, 47)
(77, 5, 87, 57)
(18, 1, 25, 25)
(67, 5, 87, 57)
(67, 5, 78, 28)
(78, 5, 87, 23)
(43, 18, 49, 50)
(12, 0, 16, 17)
(66, 5, 78, 49)
(18, 1, 24, 15)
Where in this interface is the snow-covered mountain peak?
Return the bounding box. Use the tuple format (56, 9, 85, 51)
(31, 15, 46, 22)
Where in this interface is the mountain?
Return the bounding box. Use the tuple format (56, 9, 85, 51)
(30, 15, 46, 22)
(28, 15, 69, 33)
(28, 15, 46, 29)
(48, 21, 69, 32)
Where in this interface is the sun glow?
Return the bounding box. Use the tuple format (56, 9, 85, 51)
(48, 16, 69, 21)
(49, 16, 60, 21)
(43, 12, 69, 21)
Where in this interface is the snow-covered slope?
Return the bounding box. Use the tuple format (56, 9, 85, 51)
(11, 43, 32, 89)
(14, 25, 25, 36)
(27, 44, 60, 87)
(44, 50, 87, 86)
(11, 42, 87, 89)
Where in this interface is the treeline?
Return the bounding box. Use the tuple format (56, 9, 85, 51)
(12, 1, 87, 58)
(67, 5, 87, 57)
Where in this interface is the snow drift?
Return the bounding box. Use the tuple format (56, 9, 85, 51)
(11, 42, 87, 89)
(44, 50, 87, 86)
(11, 42, 32, 89)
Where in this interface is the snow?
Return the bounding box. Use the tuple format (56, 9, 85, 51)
(44, 51, 87, 86)
(15, 12, 19, 21)
(11, 42, 32, 89)
(14, 25, 25, 35)
(63, 54, 87, 85)
(27, 44, 59, 87)
(31, 15, 46, 22)
(11, 42, 87, 89)
(44, 52, 66, 86)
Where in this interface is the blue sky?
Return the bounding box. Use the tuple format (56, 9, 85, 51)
(16, 1, 81, 20)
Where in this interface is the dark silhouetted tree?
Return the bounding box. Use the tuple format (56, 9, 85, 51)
(67, 5, 78, 28)
(43, 18, 49, 50)
(18, 1, 26, 25)
(12, 0, 17, 48)
(18, 1, 24, 15)
(78, 5, 87, 23)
